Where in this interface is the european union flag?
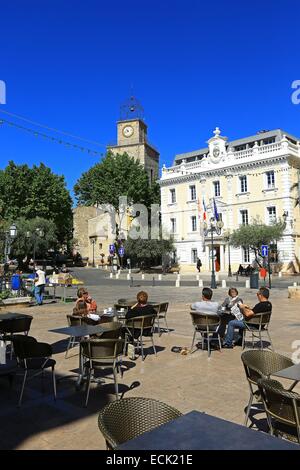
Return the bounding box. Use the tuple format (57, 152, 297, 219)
(213, 198, 219, 221)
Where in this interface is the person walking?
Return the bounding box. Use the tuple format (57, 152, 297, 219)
(34, 265, 46, 305)
(196, 257, 202, 272)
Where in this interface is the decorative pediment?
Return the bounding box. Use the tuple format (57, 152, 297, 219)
(206, 127, 228, 164)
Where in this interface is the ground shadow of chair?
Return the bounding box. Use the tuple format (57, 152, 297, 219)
(124, 315, 157, 361)
(12, 335, 56, 407)
(98, 396, 182, 449)
(0, 316, 33, 360)
(257, 377, 300, 444)
(155, 302, 169, 336)
(65, 314, 82, 358)
(241, 349, 294, 426)
(242, 312, 273, 350)
(190, 312, 221, 357)
(81, 338, 124, 406)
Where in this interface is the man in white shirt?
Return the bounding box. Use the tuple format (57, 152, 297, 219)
(191, 287, 219, 315)
(34, 266, 46, 305)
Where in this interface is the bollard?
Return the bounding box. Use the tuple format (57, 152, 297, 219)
(293, 282, 297, 287)
(127, 274, 130, 280)
(129, 269, 132, 275)
(222, 280, 226, 288)
(105, 265, 108, 270)
(245, 279, 250, 289)
(109, 273, 113, 279)
(141, 273, 145, 280)
(278, 272, 282, 278)
(130, 277, 133, 287)
(152, 276, 155, 287)
(196, 274, 200, 281)
(215, 273, 219, 282)
(198, 279, 203, 288)
(175, 278, 180, 287)
(158, 274, 162, 281)
(96, 265, 99, 269)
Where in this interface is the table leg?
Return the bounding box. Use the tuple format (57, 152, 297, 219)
(288, 380, 298, 391)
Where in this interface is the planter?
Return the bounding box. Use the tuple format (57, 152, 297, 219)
(1, 296, 32, 308)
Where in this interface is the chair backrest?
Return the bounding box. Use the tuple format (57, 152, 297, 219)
(257, 377, 300, 427)
(126, 314, 156, 333)
(66, 314, 82, 327)
(81, 338, 124, 360)
(98, 396, 182, 449)
(158, 302, 169, 316)
(190, 312, 220, 328)
(0, 316, 33, 334)
(241, 350, 294, 385)
(12, 335, 52, 360)
(245, 311, 272, 329)
(99, 322, 123, 339)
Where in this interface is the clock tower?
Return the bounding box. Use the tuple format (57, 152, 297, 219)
(107, 97, 159, 183)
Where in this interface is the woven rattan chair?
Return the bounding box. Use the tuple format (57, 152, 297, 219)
(155, 302, 169, 336)
(124, 315, 157, 361)
(241, 349, 294, 426)
(98, 396, 182, 449)
(81, 338, 124, 406)
(190, 312, 221, 357)
(12, 335, 56, 407)
(257, 377, 300, 444)
(0, 316, 33, 359)
(65, 314, 82, 358)
(242, 312, 273, 350)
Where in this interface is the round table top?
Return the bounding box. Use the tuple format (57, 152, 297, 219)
(116, 299, 160, 308)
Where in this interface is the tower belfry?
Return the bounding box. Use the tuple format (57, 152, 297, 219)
(107, 96, 159, 183)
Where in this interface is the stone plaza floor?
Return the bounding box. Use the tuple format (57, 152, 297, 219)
(0, 279, 299, 450)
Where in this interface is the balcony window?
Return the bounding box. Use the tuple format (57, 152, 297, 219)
(242, 247, 250, 263)
(191, 216, 197, 232)
(170, 189, 176, 204)
(213, 181, 220, 197)
(266, 171, 275, 189)
(191, 248, 198, 264)
(170, 218, 177, 234)
(190, 185, 197, 201)
(240, 176, 248, 193)
(267, 206, 276, 224)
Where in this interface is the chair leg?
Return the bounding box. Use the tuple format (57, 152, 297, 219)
(65, 337, 73, 358)
(259, 331, 263, 350)
(242, 330, 246, 350)
(266, 331, 273, 350)
(151, 336, 157, 356)
(164, 317, 170, 334)
(244, 393, 254, 426)
(191, 330, 196, 351)
(84, 368, 93, 407)
(18, 370, 28, 407)
(218, 334, 222, 351)
(157, 318, 161, 336)
(207, 334, 211, 358)
(113, 365, 118, 400)
(52, 367, 57, 400)
(140, 335, 144, 361)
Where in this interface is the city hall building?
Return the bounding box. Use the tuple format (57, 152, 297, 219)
(160, 128, 300, 273)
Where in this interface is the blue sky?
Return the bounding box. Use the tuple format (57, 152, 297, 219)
(1, 0, 300, 200)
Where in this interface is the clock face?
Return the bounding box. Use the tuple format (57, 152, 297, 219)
(122, 125, 134, 138)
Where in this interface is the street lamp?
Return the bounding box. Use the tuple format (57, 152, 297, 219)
(203, 217, 224, 289)
(4, 223, 17, 263)
(26, 227, 44, 263)
(223, 230, 232, 277)
(90, 237, 96, 267)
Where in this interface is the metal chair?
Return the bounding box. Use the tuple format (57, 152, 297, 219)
(241, 349, 294, 426)
(81, 338, 124, 406)
(242, 311, 273, 350)
(190, 312, 221, 357)
(98, 396, 182, 449)
(12, 335, 56, 407)
(65, 314, 82, 358)
(257, 377, 300, 444)
(0, 316, 33, 359)
(155, 302, 169, 336)
(124, 315, 157, 361)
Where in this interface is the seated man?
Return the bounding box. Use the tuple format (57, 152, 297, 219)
(223, 287, 272, 348)
(125, 291, 157, 339)
(191, 287, 219, 315)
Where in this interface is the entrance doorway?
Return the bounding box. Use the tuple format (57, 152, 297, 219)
(214, 246, 220, 272)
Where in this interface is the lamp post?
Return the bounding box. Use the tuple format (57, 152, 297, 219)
(90, 237, 96, 267)
(203, 217, 224, 289)
(4, 223, 17, 263)
(223, 230, 232, 277)
(26, 228, 44, 264)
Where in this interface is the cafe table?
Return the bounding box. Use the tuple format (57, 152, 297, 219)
(272, 363, 300, 391)
(0, 312, 33, 321)
(49, 323, 115, 386)
(117, 410, 300, 450)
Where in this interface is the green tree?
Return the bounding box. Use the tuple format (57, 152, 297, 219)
(0, 161, 73, 243)
(230, 218, 285, 265)
(124, 236, 175, 268)
(74, 151, 160, 210)
(3, 217, 58, 264)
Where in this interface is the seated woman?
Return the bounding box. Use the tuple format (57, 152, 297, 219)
(217, 288, 243, 339)
(73, 287, 100, 323)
